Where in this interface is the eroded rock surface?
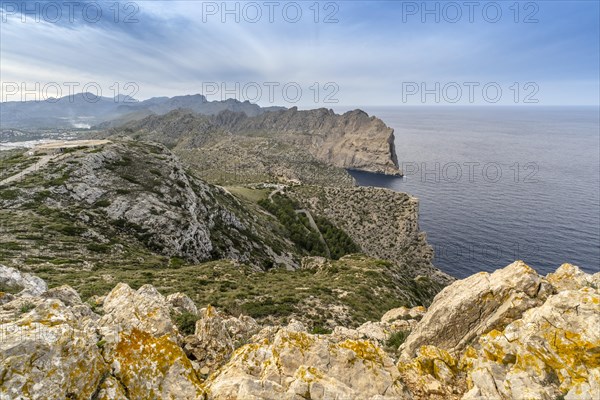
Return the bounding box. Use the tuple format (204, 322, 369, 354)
(402, 261, 553, 357)
(183, 305, 259, 375)
(462, 287, 600, 400)
(0, 264, 47, 296)
(0, 298, 107, 399)
(1, 261, 598, 400)
(205, 321, 409, 400)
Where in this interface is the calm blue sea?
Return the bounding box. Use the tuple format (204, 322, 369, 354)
(347, 106, 600, 278)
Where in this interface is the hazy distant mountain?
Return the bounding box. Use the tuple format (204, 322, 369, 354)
(0, 93, 285, 130)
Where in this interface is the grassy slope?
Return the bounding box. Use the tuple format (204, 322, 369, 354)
(0, 143, 444, 328)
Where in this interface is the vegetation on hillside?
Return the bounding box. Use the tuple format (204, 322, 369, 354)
(0, 140, 445, 329)
(258, 193, 360, 260)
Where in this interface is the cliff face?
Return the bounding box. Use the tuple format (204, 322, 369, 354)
(110, 107, 401, 185)
(288, 185, 452, 287)
(214, 107, 401, 176)
(0, 140, 300, 272)
(1, 261, 598, 400)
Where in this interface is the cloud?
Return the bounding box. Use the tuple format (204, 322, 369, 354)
(1, 1, 598, 106)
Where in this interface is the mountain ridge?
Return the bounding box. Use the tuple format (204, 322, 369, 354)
(0, 93, 285, 129)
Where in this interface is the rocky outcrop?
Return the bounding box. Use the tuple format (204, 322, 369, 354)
(0, 140, 299, 270)
(1, 261, 598, 400)
(98, 282, 178, 338)
(167, 292, 199, 316)
(183, 305, 259, 375)
(547, 262, 600, 292)
(205, 320, 408, 400)
(397, 262, 599, 400)
(215, 107, 400, 176)
(462, 287, 600, 399)
(0, 298, 107, 399)
(289, 185, 453, 288)
(401, 261, 553, 357)
(0, 264, 47, 296)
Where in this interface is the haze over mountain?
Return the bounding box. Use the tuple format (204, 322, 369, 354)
(0, 93, 285, 130)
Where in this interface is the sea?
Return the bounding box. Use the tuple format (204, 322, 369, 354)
(347, 106, 600, 278)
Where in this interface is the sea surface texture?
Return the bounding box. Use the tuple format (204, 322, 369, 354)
(349, 106, 600, 277)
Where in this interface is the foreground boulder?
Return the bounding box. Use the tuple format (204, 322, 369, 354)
(183, 305, 259, 375)
(401, 261, 554, 357)
(205, 320, 408, 400)
(98, 283, 204, 399)
(0, 298, 107, 399)
(462, 286, 600, 400)
(1, 261, 598, 399)
(0, 264, 47, 296)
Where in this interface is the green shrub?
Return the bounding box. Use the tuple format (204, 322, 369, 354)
(173, 311, 198, 335)
(94, 199, 111, 208)
(112, 157, 132, 167)
(121, 175, 139, 184)
(169, 257, 186, 268)
(311, 326, 332, 335)
(0, 189, 19, 200)
(51, 224, 86, 236)
(386, 331, 409, 349)
(87, 243, 111, 253)
(46, 172, 71, 187)
(19, 302, 35, 314)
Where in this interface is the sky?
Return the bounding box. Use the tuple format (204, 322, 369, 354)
(0, 0, 599, 107)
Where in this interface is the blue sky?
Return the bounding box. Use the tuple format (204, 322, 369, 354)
(1, 0, 599, 106)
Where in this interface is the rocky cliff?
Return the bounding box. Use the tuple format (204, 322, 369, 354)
(213, 107, 400, 176)
(287, 185, 452, 286)
(0, 140, 299, 270)
(109, 107, 400, 184)
(1, 261, 597, 399)
(0, 142, 443, 321)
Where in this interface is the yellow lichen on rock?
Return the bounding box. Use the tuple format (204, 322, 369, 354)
(463, 287, 600, 399)
(111, 328, 205, 400)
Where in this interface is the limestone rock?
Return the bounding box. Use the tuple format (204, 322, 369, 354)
(97, 283, 205, 399)
(205, 321, 408, 399)
(332, 319, 413, 345)
(462, 287, 600, 400)
(398, 346, 463, 400)
(109, 328, 205, 399)
(167, 292, 199, 315)
(42, 284, 98, 320)
(42, 284, 82, 306)
(402, 261, 553, 357)
(99, 282, 177, 339)
(547, 263, 600, 292)
(381, 306, 426, 323)
(0, 264, 47, 296)
(0, 291, 15, 305)
(94, 376, 128, 400)
(183, 305, 259, 374)
(0, 298, 108, 399)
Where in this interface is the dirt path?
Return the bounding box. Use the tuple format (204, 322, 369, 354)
(0, 153, 67, 187)
(268, 185, 285, 202)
